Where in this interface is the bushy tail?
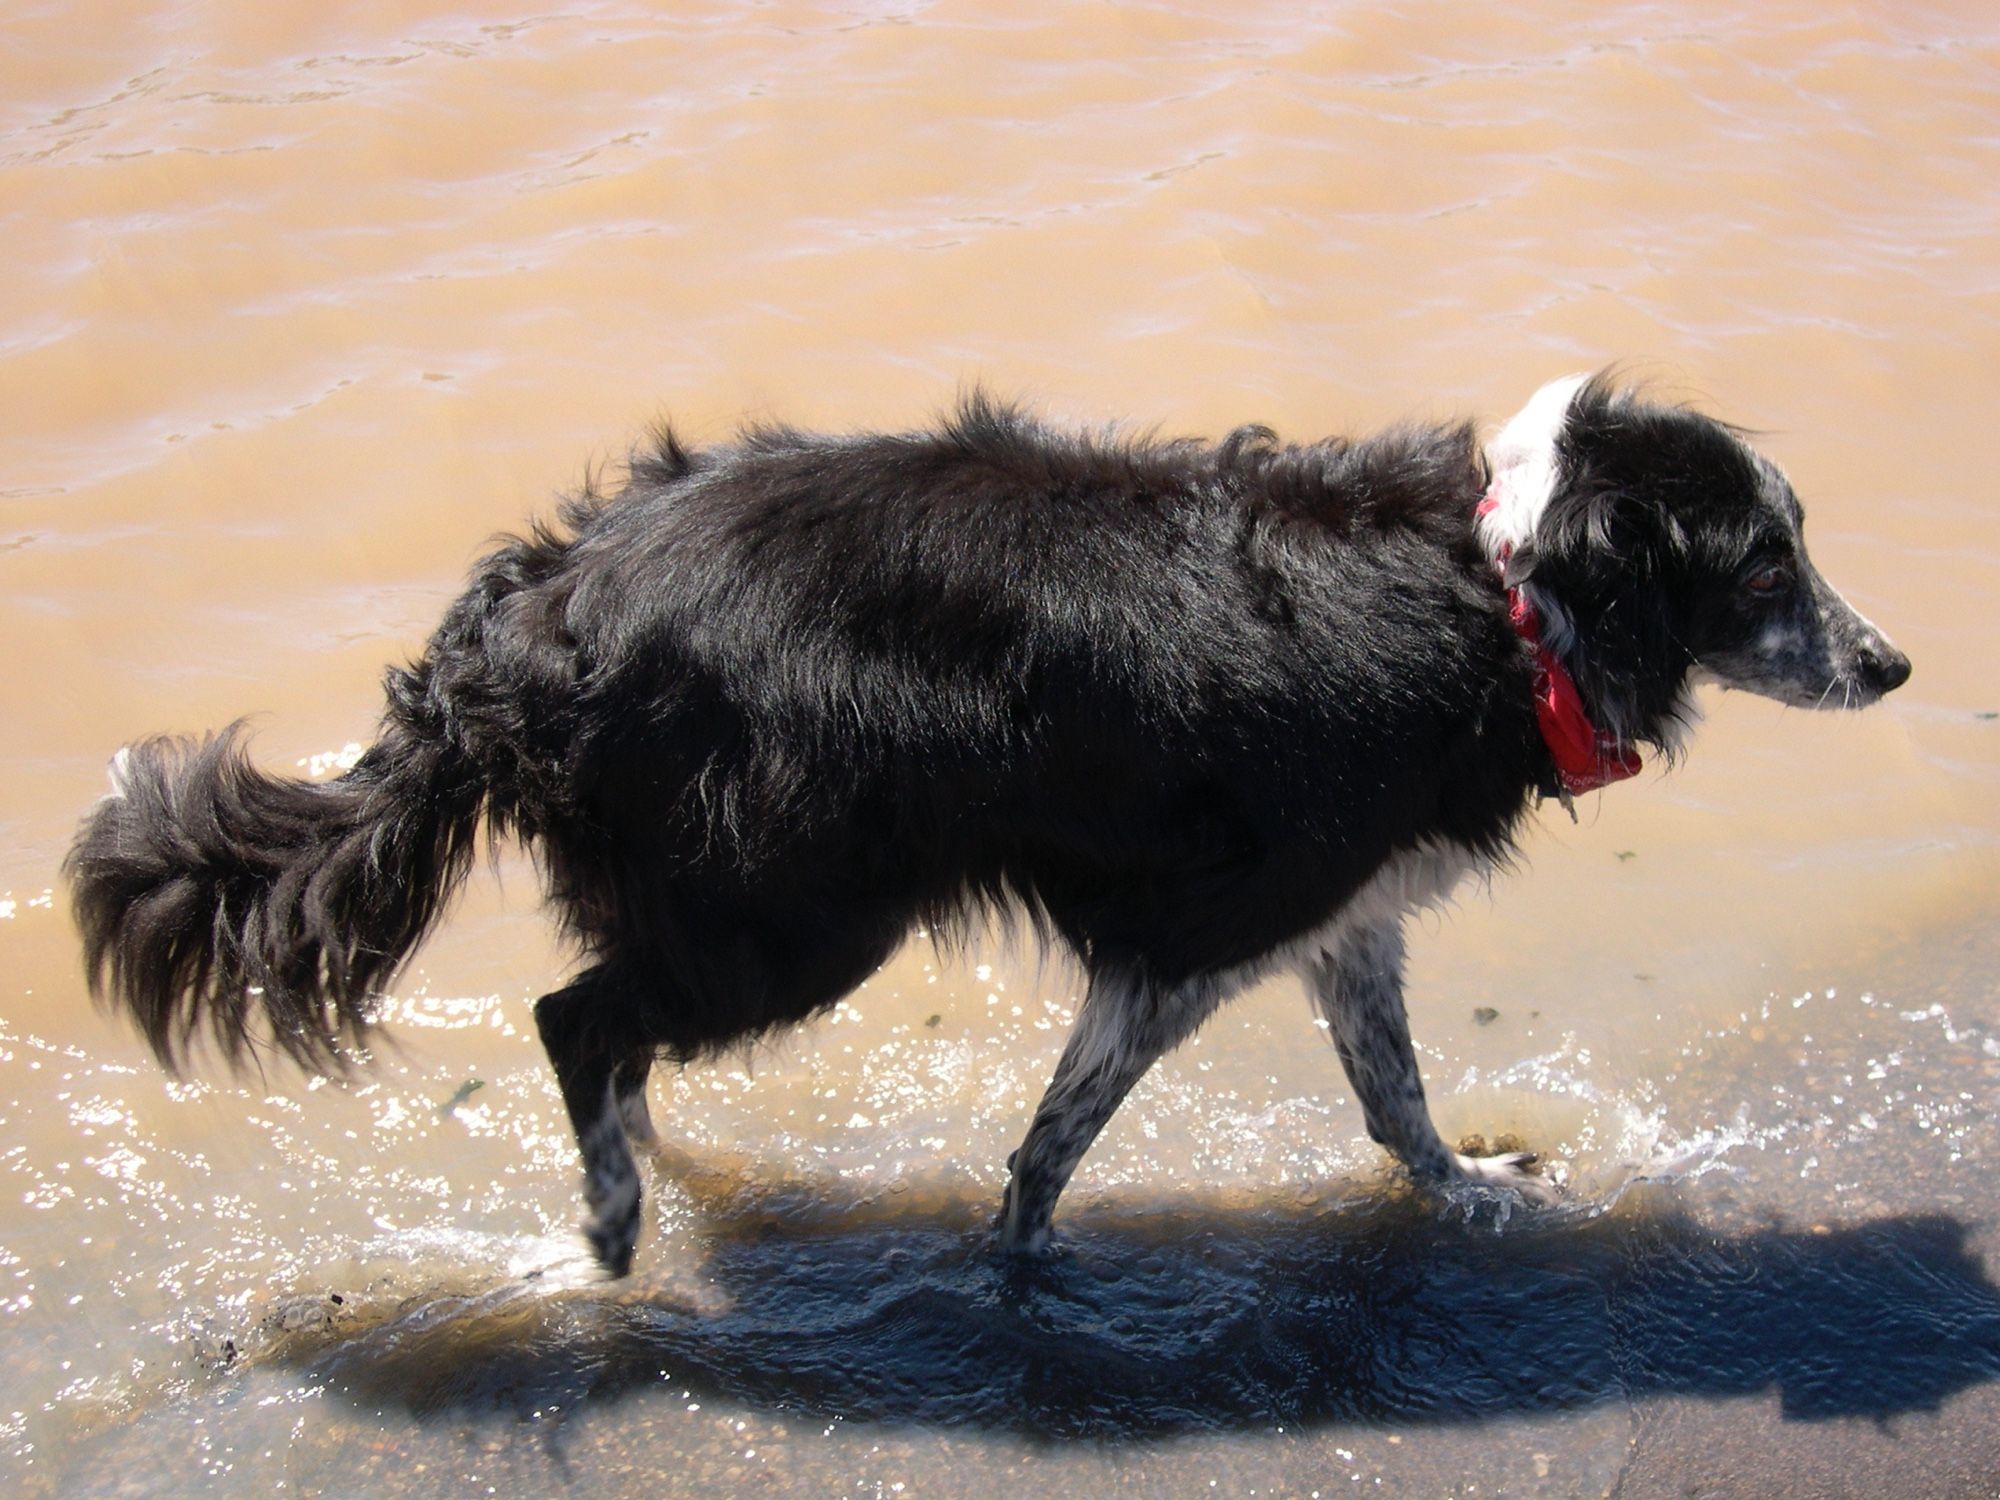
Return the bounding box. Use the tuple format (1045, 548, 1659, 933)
(65, 716, 486, 1073)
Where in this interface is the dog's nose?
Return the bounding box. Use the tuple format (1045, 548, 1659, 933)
(1858, 639, 1912, 696)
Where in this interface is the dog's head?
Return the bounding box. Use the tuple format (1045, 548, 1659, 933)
(1479, 374, 1910, 752)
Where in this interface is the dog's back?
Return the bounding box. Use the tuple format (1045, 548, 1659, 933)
(487, 400, 1534, 1006)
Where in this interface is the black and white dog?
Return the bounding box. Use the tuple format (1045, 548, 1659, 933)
(68, 374, 1909, 1275)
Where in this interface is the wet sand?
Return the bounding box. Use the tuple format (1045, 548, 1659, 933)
(4, 2, 1999, 1495)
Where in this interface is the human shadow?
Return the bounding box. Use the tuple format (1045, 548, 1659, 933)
(268, 1183, 2000, 1438)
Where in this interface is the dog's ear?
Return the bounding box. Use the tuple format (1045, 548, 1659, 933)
(1526, 376, 1704, 576)
(1523, 457, 1695, 755)
(1532, 473, 1660, 574)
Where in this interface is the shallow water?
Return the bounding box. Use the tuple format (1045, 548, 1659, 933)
(4, 2, 2000, 1496)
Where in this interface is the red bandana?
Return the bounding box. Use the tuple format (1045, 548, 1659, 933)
(1476, 496, 1642, 797)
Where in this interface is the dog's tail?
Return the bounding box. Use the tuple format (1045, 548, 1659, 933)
(65, 702, 487, 1074)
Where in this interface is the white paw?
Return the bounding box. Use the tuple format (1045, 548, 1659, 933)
(1451, 1150, 1559, 1206)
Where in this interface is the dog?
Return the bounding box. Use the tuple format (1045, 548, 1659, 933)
(66, 373, 1910, 1276)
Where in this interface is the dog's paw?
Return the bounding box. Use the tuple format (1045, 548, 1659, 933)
(1450, 1149, 1559, 1206)
(995, 1179, 1058, 1259)
(995, 1202, 1055, 1259)
(584, 1208, 639, 1279)
(581, 1163, 642, 1278)
(999, 1224, 1054, 1259)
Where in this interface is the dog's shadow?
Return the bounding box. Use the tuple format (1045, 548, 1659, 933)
(271, 1178, 2000, 1438)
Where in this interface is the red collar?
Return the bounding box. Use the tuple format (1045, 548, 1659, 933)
(1476, 496, 1641, 798)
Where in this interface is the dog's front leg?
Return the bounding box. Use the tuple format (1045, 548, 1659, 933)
(1305, 919, 1555, 1203)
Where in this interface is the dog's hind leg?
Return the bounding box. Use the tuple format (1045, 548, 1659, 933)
(1304, 919, 1555, 1204)
(534, 968, 649, 1276)
(999, 967, 1230, 1256)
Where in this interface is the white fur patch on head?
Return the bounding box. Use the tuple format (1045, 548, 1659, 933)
(105, 746, 134, 800)
(1478, 373, 1591, 564)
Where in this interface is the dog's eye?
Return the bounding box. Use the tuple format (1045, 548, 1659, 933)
(1743, 564, 1789, 596)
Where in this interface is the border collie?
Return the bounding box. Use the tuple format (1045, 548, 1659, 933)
(67, 374, 1909, 1275)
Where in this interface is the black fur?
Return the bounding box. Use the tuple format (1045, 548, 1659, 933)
(66, 380, 1908, 1274)
(68, 721, 482, 1072)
